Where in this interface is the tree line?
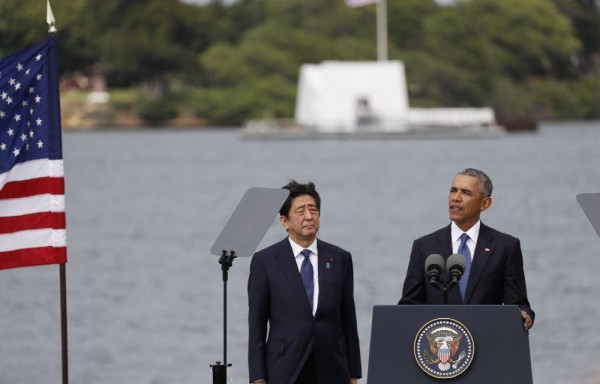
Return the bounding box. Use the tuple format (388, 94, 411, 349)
(1, 0, 599, 124)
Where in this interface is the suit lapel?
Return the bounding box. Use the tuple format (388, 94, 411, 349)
(315, 240, 332, 318)
(464, 223, 494, 303)
(273, 239, 313, 313)
(436, 225, 453, 259)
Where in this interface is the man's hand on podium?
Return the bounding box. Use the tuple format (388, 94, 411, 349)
(350, 378, 359, 384)
(520, 310, 533, 331)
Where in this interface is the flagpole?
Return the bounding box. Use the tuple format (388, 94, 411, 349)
(376, 0, 388, 61)
(48, 2, 68, 383)
(60, 264, 69, 384)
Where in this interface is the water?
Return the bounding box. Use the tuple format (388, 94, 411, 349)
(1, 121, 600, 384)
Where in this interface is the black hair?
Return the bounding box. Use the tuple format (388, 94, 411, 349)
(279, 180, 321, 217)
(459, 168, 493, 197)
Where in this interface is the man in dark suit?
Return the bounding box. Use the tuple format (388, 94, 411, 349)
(248, 181, 362, 384)
(399, 168, 535, 330)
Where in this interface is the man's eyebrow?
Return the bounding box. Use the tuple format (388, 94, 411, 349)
(450, 186, 473, 194)
(295, 204, 318, 210)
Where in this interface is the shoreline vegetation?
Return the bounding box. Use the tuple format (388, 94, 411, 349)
(58, 88, 584, 132)
(60, 89, 213, 130)
(5, 0, 599, 130)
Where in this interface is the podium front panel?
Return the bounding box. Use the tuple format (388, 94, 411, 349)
(367, 305, 532, 384)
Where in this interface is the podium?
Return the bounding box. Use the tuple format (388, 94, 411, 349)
(367, 305, 532, 383)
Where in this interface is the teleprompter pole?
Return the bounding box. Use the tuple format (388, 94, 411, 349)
(208, 187, 290, 384)
(211, 251, 236, 384)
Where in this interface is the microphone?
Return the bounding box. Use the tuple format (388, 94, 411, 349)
(425, 254, 445, 286)
(447, 253, 467, 286)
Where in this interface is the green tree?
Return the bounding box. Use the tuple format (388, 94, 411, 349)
(398, 51, 485, 107)
(554, 0, 600, 73)
(98, 0, 205, 88)
(3, 0, 598, 124)
(0, 1, 52, 56)
(196, 0, 380, 121)
(423, 0, 581, 82)
(387, 0, 439, 50)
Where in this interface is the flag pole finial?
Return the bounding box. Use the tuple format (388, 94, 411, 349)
(47, 0, 57, 34)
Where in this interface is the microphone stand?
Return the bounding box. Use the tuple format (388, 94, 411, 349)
(211, 250, 236, 384)
(429, 279, 458, 305)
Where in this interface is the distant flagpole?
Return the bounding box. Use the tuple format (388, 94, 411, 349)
(376, 0, 388, 61)
(345, 0, 388, 61)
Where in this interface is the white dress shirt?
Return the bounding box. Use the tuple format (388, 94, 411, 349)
(289, 238, 319, 316)
(451, 220, 480, 262)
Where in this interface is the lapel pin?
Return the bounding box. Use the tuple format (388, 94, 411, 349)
(485, 248, 491, 252)
(326, 257, 334, 269)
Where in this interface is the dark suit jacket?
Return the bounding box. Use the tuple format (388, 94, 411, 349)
(399, 223, 535, 321)
(248, 238, 362, 384)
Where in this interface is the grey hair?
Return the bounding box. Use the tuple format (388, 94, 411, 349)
(458, 168, 493, 198)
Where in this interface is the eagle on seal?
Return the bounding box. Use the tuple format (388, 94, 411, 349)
(427, 334, 462, 371)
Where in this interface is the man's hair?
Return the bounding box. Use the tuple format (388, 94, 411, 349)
(279, 180, 321, 217)
(458, 168, 493, 198)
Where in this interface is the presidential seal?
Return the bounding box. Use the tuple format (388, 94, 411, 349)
(414, 318, 475, 379)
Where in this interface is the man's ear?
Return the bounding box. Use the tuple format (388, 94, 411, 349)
(481, 197, 492, 212)
(279, 215, 289, 231)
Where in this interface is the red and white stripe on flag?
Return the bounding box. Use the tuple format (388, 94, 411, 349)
(345, 0, 379, 8)
(0, 160, 66, 269)
(0, 37, 67, 270)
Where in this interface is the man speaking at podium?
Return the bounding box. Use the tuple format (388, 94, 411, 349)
(248, 181, 362, 384)
(398, 168, 535, 330)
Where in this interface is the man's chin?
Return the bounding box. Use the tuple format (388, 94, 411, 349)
(449, 213, 462, 223)
(302, 229, 317, 237)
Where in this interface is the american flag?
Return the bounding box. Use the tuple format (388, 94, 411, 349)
(345, 0, 379, 8)
(0, 36, 67, 270)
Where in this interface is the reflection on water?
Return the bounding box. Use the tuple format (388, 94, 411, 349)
(1, 122, 600, 383)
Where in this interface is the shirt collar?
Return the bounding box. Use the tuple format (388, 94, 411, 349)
(288, 237, 318, 257)
(451, 220, 481, 244)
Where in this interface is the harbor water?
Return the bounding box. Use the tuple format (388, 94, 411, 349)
(1, 121, 600, 383)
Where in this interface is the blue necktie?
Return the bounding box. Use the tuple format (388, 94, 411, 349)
(300, 249, 314, 311)
(458, 233, 472, 301)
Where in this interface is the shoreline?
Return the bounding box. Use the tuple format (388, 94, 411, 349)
(61, 107, 221, 131)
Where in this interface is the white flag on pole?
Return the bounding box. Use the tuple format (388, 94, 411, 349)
(345, 0, 379, 8)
